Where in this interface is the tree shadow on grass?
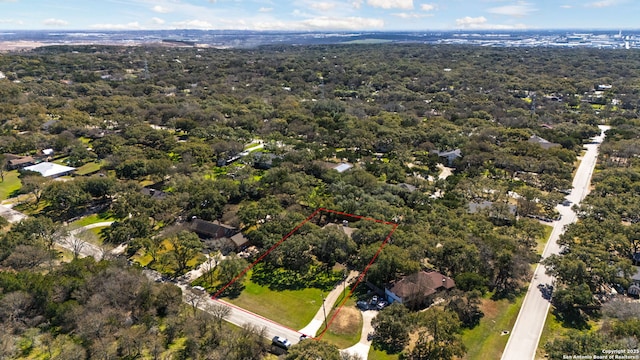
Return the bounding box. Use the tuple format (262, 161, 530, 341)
(552, 308, 592, 330)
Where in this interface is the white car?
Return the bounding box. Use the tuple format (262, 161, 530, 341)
(272, 336, 292, 349)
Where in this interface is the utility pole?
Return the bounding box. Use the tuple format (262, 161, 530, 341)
(343, 269, 347, 300)
(321, 292, 328, 329)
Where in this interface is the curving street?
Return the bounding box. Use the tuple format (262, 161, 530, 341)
(501, 125, 609, 360)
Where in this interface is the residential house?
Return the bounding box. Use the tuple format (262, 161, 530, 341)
(190, 218, 248, 253)
(23, 162, 76, 178)
(5, 154, 35, 170)
(385, 271, 455, 309)
(141, 187, 168, 200)
(396, 183, 417, 193)
(253, 153, 281, 170)
(333, 162, 353, 173)
(190, 219, 237, 239)
(528, 135, 561, 150)
(431, 149, 462, 166)
(468, 200, 517, 224)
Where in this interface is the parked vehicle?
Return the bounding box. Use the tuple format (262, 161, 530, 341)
(357, 300, 369, 310)
(272, 336, 292, 349)
(376, 301, 388, 310)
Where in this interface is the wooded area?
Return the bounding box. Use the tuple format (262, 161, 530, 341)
(0, 43, 638, 359)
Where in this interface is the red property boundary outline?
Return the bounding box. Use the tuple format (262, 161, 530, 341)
(211, 207, 398, 339)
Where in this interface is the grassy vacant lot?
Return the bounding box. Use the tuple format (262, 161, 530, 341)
(227, 277, 323, 330)
(461, 293, 525, 360)
(0, 170, 22, 200)
(321, 291, 362, 348)
(75, 160, 105, 175)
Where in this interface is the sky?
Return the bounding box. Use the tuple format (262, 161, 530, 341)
(0, 0, 638, 32)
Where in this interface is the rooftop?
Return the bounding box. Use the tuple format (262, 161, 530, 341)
(23, 162, 76, 177)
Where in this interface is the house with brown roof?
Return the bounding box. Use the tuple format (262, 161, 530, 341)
(5, 154, 35, 170)
(189, 218, 249, 252)
(190, 219, 237, 239)
(385, 271, 455, 309)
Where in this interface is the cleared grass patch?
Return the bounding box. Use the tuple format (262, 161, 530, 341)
(69, 212, 117, 228)
(322, 292, 362, 348)
(461, 293, 525, 360)
(369, 347, 400, 360)
(75, 160, 104, 175)
(0, 170, 22, 200)
(227, 277, 323, 330)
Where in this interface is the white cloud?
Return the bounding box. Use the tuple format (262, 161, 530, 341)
(586, 0, 620, 8)
(152, 5, 171, 13)
(43, 18, 69, 26)
(455, 16, 526, 29)
(300, 16, 384, 29)
(151, 17, 165, 25)
(456, 16, 487, 27)
(367, 0, 413, 10)
(393, 12, 432, 18)
(0, 19, 23, 24)
(172, 20, 214, 29)
(487, 2, 536, 17)
(560, 5, 572, 8)
(352, 0, 363, 9)
(91, 22, 143, 30)
(259, 7, 273, 12)
(310, 2, 336, 11)
(421, 3, 436, 11)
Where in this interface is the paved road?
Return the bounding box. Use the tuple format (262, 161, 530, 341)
(501, 125, 609, 360)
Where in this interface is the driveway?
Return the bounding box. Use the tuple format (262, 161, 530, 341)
(0, 204, 27, 223)
(501, 125, 609, 360)
(341, 309, 377, 360)
(298, 270, 359, 337)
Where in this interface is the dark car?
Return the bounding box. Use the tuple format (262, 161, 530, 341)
(357, 300, 369, 310)
(272, 336, 292, 349)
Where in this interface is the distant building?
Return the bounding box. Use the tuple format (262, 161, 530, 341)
(396, 183, 417, 193)
(253, 153, 281, 170)
(141, 187, 168, 200)
(189, 218, 248, 252)
(385, 271, 455, 309)
(333, 162, 353, 173)
(23, 162, 76, 178)
(528, 135, 561, 150)
(5, 154, 35, 170)
(431, 149, 462, 166)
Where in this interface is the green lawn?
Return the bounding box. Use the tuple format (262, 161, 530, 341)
(461, 293, 525, 360)
(69, 212, 117, 228)
(536, 309, 564, 359)
(369, 348, 400, 360)
(75, 160, 104, 175)
(227, 277, 323, 330)
(536, 224, 554, 255)
(0, 170, 22, 200)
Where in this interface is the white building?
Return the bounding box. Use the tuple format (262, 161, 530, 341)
(23, 162, 76, 178)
